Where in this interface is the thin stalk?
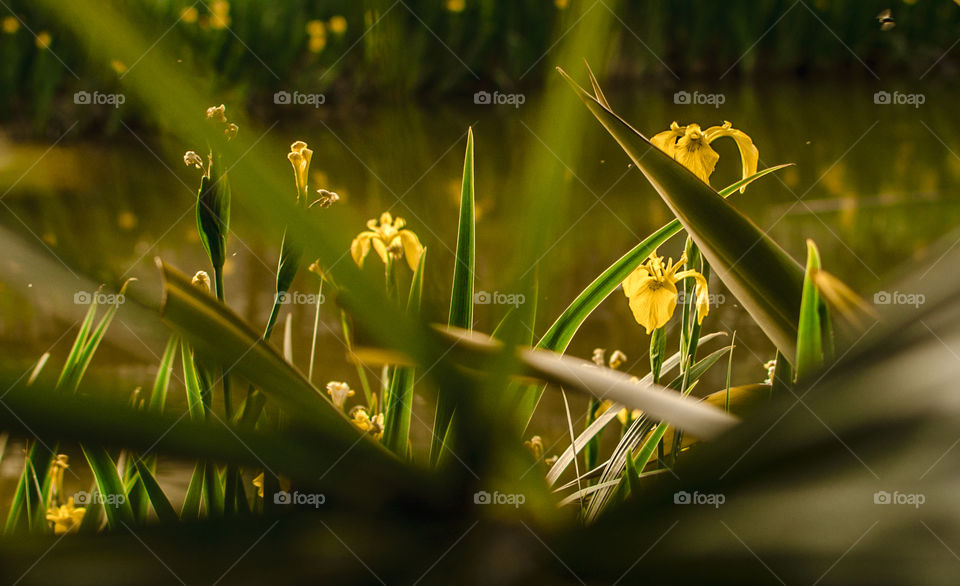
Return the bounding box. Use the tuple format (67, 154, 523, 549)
(308, 282, 324, 383)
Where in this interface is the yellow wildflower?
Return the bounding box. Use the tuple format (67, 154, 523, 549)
(180, 6, 199, 23)
(306, 20, 325, 37)
(525, 436, 544, 460)
(308, 35, 326, 53)
(252, 472, 264, 498)
(350, 406, 384, 440)
(555, 0, 569, 8)
(210, 0, 231, 29)
(445, 0, 466, 12)
(326, 381, 355, 410)
(350, 212, 424, 271)
(206, 104, 227, 123)
(192, 270, 211, 293)
(328, 15, 347, 35)
(46, 497, 86, 535)
(651, 121, 758, 192)
(35, 31, 51, 49)
(287, 141, 313, 202)
(2, 16, 20, 34)
(622, 249, 709, 334)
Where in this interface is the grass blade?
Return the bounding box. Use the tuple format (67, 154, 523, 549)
(796, 239, 824, 379)
(431, 128, 475, 465)
(132, 458, 178, 523)
(81, 445, 135, 528)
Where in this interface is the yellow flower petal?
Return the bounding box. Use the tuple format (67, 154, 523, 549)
(674, 124, 720, 184)
(705, 122, 759, 192)
(650, 122, 683, 157)
(350, 232, 374, 267)
(371, 237, 389, 265)
(627, 279, 678, 334)
(622, 265, 651, 298)
(399, 230, 424, 271)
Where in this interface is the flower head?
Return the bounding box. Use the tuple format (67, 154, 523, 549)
(622, 249, 709, 334)
(180, 6, 199, 23)
(2, 16, 19, 34)
(350, 406, 383, 440)
(183, 150, 204, 170)
(525, 436, 544, 460)
(287, 141, 313, 203)
(35, 31, 51, 49)
(206, 104, 227, 123)
(326, 381, 355, 410)
(350, 212, 424, 271)
(46, 497, 86, 535)
(328, 16, 347, 35)
(210, 0, 231, 29)
(192, 270, 211, 293)
(651, 121, 758, 193)
(608, 350, 627, 370)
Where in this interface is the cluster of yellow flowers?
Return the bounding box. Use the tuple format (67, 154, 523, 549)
(305, 15, 346, 54)
(619, 121, 758, 335)
(178, 1, 229, 29)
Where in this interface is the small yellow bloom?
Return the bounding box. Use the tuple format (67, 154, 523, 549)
(525, 436, 544, 460)
(350, 406, 383, 440)
(350, 212, 424, 271)
(35, 31, 51, 49)
(210, 0, 231, 29)
(46, 497, 86, 535)
(192, 270, 211, 293)
(608, 349, 627, 369)
(110, 59, 127, 75)
(308, 35, 326, 53)
(555, 0, 570, 8)
(306, 20, 325, 37)
(599, 400, 640, 426)
(206, 104, 227, 123)
(328, 15, 347, 35)
(180, 6, 199, 23)
(252, 472, 264, 498)
(2, 16, 19, 34)
(326, 381, 355, 410)
(445, 0, 466, 12)
(651, 121, 758, 192)
(287, 141, 313, 202)
(622, 249, 709, 334)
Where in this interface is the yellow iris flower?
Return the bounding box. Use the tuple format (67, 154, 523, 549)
(287, 141, 313, 203)
(350, 212, 424, 271)
(46, 497, 86, 535)
(651, 121, 758, 192)
(622, 250, 709, 334)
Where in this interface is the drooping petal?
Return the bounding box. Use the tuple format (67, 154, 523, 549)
(627, 280, 679, 334)
(350, 232, 375, 267)
(705, 122, 759, 192)
(675, 124, 720, 184)
(371, 237, 389, 265)
(399, 229, 424, 271)
(676, 269, 711, 324)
